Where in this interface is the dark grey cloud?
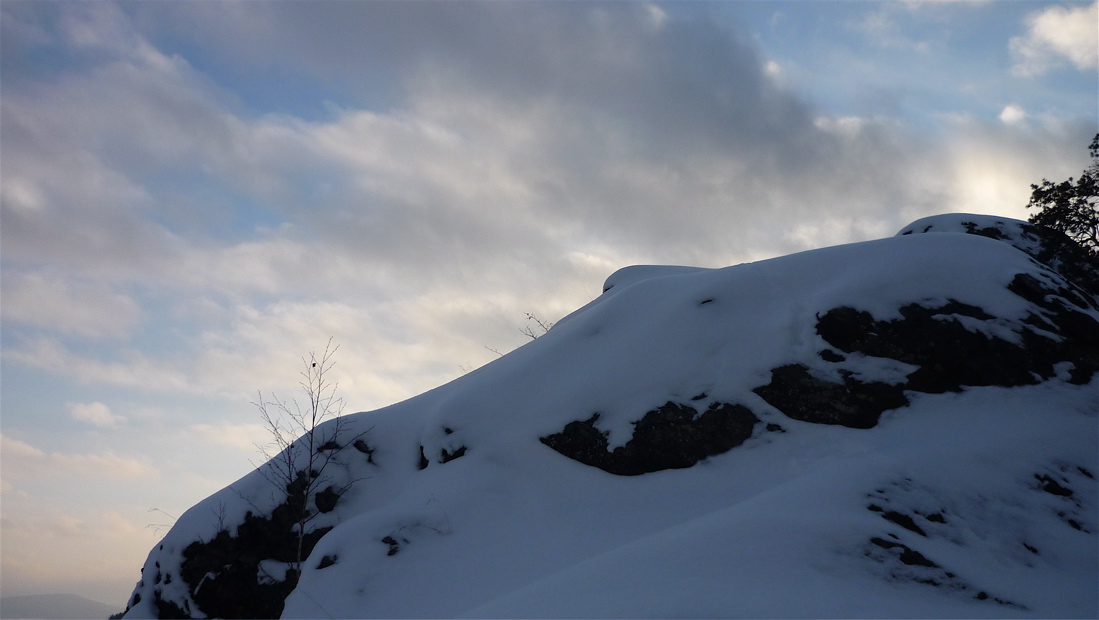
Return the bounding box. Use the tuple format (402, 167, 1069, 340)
(141, 2, 821, 157)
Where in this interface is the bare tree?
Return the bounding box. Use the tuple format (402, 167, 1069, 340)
(481, 312, 556, 361)
(520, 312, 554, 340)
(252, 338, 350, 573)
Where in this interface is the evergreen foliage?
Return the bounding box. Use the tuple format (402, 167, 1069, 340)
(1026, 134, 1099, 259)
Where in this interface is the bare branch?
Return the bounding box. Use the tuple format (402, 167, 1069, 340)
(249, 338, 361, 573)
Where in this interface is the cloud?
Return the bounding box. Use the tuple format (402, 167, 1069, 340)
(2, 0, 1093, 421)
(1, 513, 89, 539)
(0, 434, 159, 482)
(1011, 1, 1098, 76)
(190, 423, 269, 452)
(999, 104, 1027, 125)
(67, 402, 126, 428)
(2, 273, 142, 339)
(937, 118, 1093, 219)
(2, 339, 192, 392)
(0, 2, 974, 286)
(0, 435, 45, 460)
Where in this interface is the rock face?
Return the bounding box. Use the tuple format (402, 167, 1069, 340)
(751, 283, 1099, 430)
(540, 401, 760, 475)
(544, 213, 1099, 447)
(121, 214, 1099, 620)
(752, 362, 907, 429)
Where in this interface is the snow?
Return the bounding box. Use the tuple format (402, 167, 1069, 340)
(123, 215, 1098, 619)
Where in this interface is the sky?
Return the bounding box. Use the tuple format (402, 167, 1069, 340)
(0, 0, 1096, 608)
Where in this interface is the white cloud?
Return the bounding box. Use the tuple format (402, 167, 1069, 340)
(0, 434, 158, 481)
(813, 115, 867, 139)
(763, 59, 786, 86)
(645, 3, 668, 29)
(999, 104, 1027, 125)
(2, 339, 192, 392)
(0, 435, 45, 460)
(5, 2, 1089, 425)
(1011, 1, 1098, 76)
(0, 4, 996, 414)
(67, 402, 126, 428)
(2, 273, 142, 339)
(190, 423, 270, 452)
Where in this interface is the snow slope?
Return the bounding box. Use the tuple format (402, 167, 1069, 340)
(122, 214, 1098, 619)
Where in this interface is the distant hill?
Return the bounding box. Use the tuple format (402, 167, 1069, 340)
(120, 213, 1098, 619)
(1, 593, 121, 620)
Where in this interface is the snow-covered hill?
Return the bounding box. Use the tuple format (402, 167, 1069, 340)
(121, 214, 1098, 619)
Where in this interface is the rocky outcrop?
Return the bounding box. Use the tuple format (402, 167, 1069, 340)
(754, 221, 1099, 431)
(540, 401, 759, 475)
(550, 216, 1099, 469)
(752, 363, 907, 429)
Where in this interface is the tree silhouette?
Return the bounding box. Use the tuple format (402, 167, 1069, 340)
(1026, 134, 1099, 259)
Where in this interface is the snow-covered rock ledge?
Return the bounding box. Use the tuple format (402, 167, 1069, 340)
(122, 214, 1098, 619)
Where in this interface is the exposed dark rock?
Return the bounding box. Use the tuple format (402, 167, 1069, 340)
(153, 589, 190, 619)
(315, 486, 341, 513)
(440, 446, 467, 464)
(382, 535, 406, 556)
(752, 364, 908, 429)
(1010, 222, 1099, 298)
(870, 537, 938, 568)
(960, 221, 1006, 241)
(814, 283, 1099, 394)
(179, 477, 333, 619)
(1006, 274, 1099, 384)
(353, 438, 375, 463)
(418, 445, 429, 470)
(881, 510, 928, 537)
(317, 554, 338, 569)
(816, 303, 1037, 393)
(1035, 474, 1074, 497)
(541, 401, 759, 476)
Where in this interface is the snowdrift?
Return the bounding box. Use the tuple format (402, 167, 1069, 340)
(122, 214, 1098, 619)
